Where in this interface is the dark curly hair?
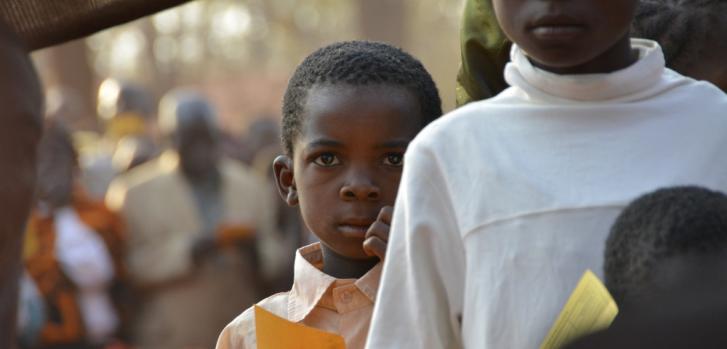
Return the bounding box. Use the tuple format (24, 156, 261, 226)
(281, 40, 442, 155)
(604, 186, 727, 305)
(632, 0, 727, 73)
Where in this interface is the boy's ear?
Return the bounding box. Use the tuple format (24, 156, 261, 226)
(273, 155, 298, 206)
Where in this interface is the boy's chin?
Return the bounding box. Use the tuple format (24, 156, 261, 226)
(337, 247, 373, 261)
(527, 50, 595, 70)
(323, 242, 374, 261)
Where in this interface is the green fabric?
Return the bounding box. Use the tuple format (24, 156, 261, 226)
(456, 0, 511, 107)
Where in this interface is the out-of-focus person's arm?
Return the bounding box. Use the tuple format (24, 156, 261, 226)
(366, 141, 466, 349)
(105, 179, 194, 287)
(456, 0, 510, 106)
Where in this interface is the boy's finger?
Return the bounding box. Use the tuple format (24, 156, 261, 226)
(366, 220, 390, 242)
(363, 236, 387, 260)
(378, 206, 394, 225)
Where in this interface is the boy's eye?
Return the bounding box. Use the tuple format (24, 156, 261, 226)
(313, 153, 341, 167)
(383, 153, 404, 167)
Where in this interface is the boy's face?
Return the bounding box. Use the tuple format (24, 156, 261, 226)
(493, 0, 637, 71)
(278, 84, 421, 259)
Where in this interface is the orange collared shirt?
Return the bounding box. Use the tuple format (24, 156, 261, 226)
(216, 243, 382, 349)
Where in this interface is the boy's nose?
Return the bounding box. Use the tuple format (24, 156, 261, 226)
(340, 181, 381, 201)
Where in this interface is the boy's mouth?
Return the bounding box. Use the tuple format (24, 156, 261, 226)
(338, 218, 375, 238)
(528, 15, 586, 40)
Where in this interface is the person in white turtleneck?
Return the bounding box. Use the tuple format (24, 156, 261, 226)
(366, 0, 727, 348)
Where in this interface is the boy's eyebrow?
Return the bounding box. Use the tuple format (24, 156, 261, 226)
(305, 138, 344, 149)
(303, 138, 410, 150)
(375, 139, 410, 149)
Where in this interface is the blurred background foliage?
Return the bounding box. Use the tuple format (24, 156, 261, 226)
(32, 0, 465, 135)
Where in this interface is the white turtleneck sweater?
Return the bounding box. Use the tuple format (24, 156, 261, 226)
(366, 39, 727, 349)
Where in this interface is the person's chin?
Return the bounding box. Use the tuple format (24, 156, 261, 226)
(332, 243, 371, 260)
(528, 49, 597, 71)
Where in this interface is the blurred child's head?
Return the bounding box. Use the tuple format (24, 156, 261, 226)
(492, 0, 638, 74)
(97, 78, 155, 140)
(632, 0, 727, 92)
(604, 186, 727, 305)
(274, 41, 441, 260)
(36, 121, 78, 209)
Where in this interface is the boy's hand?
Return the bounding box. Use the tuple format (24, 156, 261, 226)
(363, 206, 393, 260)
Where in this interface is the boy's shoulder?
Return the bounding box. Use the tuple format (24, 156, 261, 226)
(410, 92, 517, 153)
(427, 87, 522, 129)
(216, 292, 290, 349)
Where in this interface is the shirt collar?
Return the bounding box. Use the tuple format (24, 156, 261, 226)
(355, 261, 382, 302)
(287, 243, 382, 322)
(505, 38, 666, 103)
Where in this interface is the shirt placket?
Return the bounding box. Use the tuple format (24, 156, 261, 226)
(332, 284, 362, 314)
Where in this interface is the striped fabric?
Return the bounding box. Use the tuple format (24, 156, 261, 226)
(0, 0, 191, 50)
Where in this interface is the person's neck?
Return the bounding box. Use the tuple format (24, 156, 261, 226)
(320, 244, 378, 279)
(532, 34, 639, 75)
(184, 167, 221, 187)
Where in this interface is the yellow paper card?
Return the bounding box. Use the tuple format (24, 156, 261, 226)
(540, 270, 619, 349)
(255, 305, 346, 349)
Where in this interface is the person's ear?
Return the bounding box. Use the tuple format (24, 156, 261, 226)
(273, 155, 298, 206)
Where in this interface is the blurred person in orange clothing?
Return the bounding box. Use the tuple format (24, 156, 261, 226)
(24, 120, 129, 349)
(105, 90, 281, 349)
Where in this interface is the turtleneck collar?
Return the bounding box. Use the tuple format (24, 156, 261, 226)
(505, 39, 666, 103)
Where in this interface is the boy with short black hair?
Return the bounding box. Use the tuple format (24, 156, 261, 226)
(216, 40, 442, 349)
(565, 186, 727, 348)
(604, 186, 727, 306)
(367, 0, 727, 348)
(632, 0, 727, 92)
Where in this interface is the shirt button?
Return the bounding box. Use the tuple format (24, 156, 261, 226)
(340, 291, 353, 304)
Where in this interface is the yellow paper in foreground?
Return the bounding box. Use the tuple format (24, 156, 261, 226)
(540, 270, 619, 349)
(254, 305, 346, 349)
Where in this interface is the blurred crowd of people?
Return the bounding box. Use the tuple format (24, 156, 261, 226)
(17, 78, 308, 349)
(5, 0, 727, 348)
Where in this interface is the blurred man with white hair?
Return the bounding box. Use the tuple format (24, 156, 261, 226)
(106, 90, 279, 349)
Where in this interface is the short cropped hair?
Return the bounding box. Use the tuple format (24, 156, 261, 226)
(282, 40, 442, 155)
(604, 186, 727, 304)
(632, 0, 727, 72)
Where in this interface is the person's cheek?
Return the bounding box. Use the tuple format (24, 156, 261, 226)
(298, 188, 327, 237)
(384, 171, 403, 204)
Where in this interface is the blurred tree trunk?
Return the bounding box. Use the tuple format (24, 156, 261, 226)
(140, 18, 174, 100)
(358, 0, 406, 47)
(44, 39, 97, 128)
